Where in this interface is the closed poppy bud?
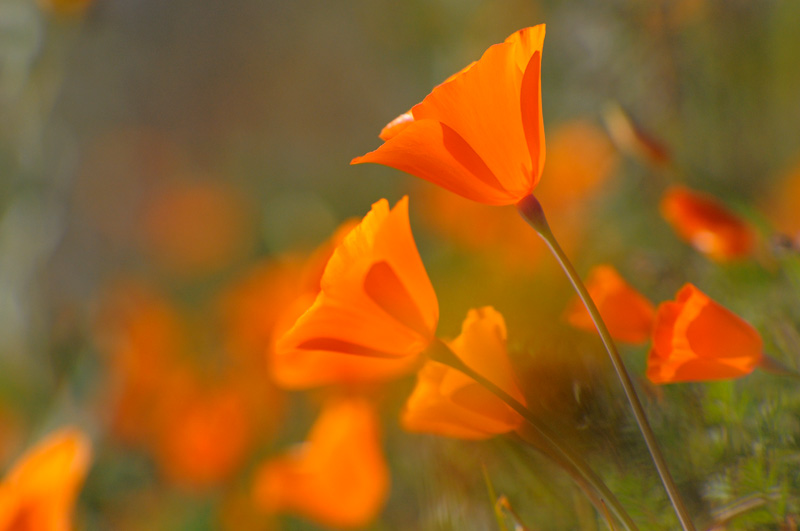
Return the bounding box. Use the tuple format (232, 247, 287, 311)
(402, 307, 526, 439)
(0, 427, 92, 531)
(565, 265, 655, 344)
(353, 26, 546, 206)
(647, 284, 763, 383)
(273, 196, 438, 388)
(252, 397, 389, 529)
(660, 185, 755, 262)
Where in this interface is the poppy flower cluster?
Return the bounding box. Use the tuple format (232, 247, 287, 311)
(262, 196, 529, 527)
(341, 22, 781, 529)
(95, 280, 284, 490)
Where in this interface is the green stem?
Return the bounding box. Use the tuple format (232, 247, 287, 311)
(428, 339, 639, 531)
(516, 194, 695, 531)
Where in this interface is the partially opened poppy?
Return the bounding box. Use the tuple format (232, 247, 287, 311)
(252, 397, 389, 529)
(402, 307, 526, 439)
(0, 427, 92, 531)
(565, 265, 655, 344)
(352, 26, 546, 206)
(273, 196, 438, 388)
(647, 284, 763, 383)
(660, 185, 755, 262)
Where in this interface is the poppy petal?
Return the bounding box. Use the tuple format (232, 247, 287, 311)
(353, 120, 511, 205)
(411, 39, 536, 197)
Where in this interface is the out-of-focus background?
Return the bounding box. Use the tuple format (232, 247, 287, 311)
(2, 0, 800, 529)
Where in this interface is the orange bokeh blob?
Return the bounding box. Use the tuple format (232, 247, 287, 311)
(253, 397, 389, 529)
(565, 265, 655, 344)
(765, 159, 800, 239)
(95, 278, 284, 489)
(660, 185, 756, 262)
(140, 179, 254, 278)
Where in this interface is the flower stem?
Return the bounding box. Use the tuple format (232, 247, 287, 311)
(516, 194, 695, 531)
(428, 339, 638, 531)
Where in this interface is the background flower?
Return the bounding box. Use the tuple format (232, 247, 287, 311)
(647, 284, 764, 384)
(565, 264, 655, 344)
(252, 397, 389, 529)
(660, 185, 756, 262)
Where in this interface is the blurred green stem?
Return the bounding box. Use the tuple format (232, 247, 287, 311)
(516, 194, 695, 531)
(429, 339, 638, 531)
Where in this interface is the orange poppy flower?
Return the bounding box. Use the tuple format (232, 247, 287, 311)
(273, 196, 438, 388)
(0, 428, 92, 531)
(402, 307, 526, 439)
(660, 185, 756, 262)
(352, 26, 546, 206)
(252, 397, 389, 529)
(647, 284, 763, 383)
(565, 265, 655, 344)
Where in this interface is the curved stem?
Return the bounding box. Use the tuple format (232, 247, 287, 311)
(516, 194, 695, 531)
(428, 339, 638, 531)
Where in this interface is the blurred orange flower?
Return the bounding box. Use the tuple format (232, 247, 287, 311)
(533, 120, 619, 212)
(0, 428, 92, 531)
(660, 185, 755, 262)
(765, 159, 800, 240)
(402, 307, 526, 439)
(153, 376, 257, 489)
(94, 281, 184, 445)
(140, 179, 254, 278)
(647, 284, 763, 383)
(37, 0, 94, 15)
(352, 26, 546, 206)
(273, 197, 438, 388)
(565, 265, 655, 344)
(253, 397, 389, 529)
(95, 279, 283, 489)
